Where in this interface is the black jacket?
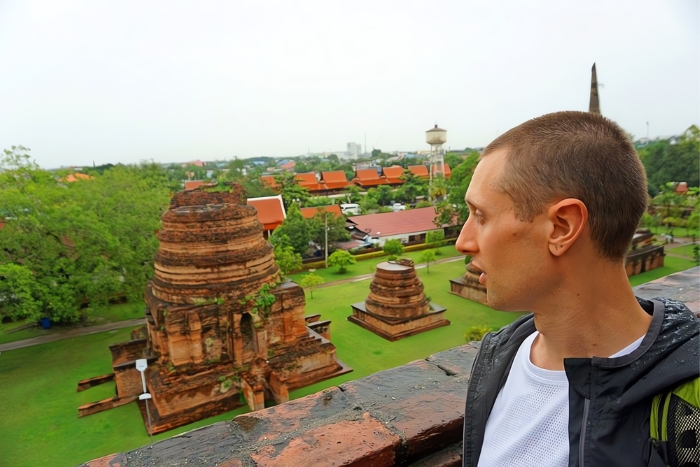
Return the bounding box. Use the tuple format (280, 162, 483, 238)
(463, 298, 700, 467)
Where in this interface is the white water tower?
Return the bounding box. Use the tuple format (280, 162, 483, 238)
(426, 124, 447, 182)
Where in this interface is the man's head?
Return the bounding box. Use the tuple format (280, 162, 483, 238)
(483, 110, 647, 260)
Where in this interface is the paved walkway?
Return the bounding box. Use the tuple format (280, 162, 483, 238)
(0, 318, 145, 352)
(0, 256, 468, 353)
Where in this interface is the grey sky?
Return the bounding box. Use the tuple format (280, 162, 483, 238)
(1, 0, 698, 169)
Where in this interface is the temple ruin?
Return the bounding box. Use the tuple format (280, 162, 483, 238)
(449, 262, 487, 305)
(349, 259, 449, 341)
(77, 185, 351, 434)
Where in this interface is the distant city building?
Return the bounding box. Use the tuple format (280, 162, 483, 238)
(346, 142, 362, 158)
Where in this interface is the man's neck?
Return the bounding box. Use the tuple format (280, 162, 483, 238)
(529, 261, 653, 371)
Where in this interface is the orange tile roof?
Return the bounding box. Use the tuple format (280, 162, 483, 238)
(189, 160, 205, 167)
(295, 173, 318, 185)
(319, 171, 349, 190)
(300, 204, 343, 219)
(429, 163, 452, 179)
(382, 166, 406, 185)
(280, 161, 296, 170)
(352, 168, 386, 187)
(675, 182, 689, 194)
(247, 196, 286, 231)
(346, 207, 441, 237)
(407, 165, 429, 179)
(260, 175, 279, 189)
(61, 173, 94, 183)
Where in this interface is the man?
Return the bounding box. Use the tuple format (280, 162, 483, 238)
(457, 111, 699, 466)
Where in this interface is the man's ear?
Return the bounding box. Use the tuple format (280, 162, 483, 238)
(547, 199, 588, 257)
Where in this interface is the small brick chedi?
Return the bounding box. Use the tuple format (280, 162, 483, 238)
(78, 186, 351, 434)
(449, 261, 487, 305)
(349, 259, 449, 341)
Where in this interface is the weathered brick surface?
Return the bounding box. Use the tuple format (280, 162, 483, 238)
(250, 412, 401, 467)
(83, 344, 478, 466)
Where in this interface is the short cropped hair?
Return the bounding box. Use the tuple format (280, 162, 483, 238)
(483, 111, 647, 260)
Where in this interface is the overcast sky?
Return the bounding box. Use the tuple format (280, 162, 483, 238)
(1, 0, 698, 168)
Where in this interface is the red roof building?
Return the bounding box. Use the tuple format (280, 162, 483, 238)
(345, 207, 455, 246)
(320, 171, 350, 190)
(260, 175, 279, 189)
(295, 173, 321, 191)
(352, 168, 386, 187)
(407, 165, 430, 179)
(247, 195, 286, 232)
(430, 163, 452, 179)
(280, 161, 296, 171)
(300, 204, 343, 219)
(60, 173, 94, 183)
(675, 182, 689, 194)
(382, 166, 406, 185)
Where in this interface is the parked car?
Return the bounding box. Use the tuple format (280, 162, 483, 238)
(392, 203, 406, 212)
(340, 203, 361, 216)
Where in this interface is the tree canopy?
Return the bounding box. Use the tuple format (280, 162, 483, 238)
(0, 147, 170, 323)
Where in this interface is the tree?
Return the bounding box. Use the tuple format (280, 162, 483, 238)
(0, 149, 171, 323)
(273, 245, 302, 276)
(270, 204, 311, 256)
(344, 185, 363, 204)
(327, 250, 356, 274)
(425, 230, 446, 248)
(446, 151, 480, 223)
(382, 239, 404, 260)
(375, 185, 394, 206)
(307, 209, 350, 255)
(418, 249, 436, 273)
(639, 125, 700, 196)
(300, 272, 325, 299)
(274, 172, 310, 208)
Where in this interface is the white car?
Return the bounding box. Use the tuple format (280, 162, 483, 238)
(340, 203, 361, 216)
(392, 203, 406, 212)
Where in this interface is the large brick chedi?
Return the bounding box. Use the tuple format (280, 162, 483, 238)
(78, 185, 351, 434)
(349, 260, 449, 341)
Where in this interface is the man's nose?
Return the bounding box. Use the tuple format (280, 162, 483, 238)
(455, 217, 477, 255)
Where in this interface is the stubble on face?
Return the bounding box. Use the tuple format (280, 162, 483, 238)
(464, 151, 553, 312)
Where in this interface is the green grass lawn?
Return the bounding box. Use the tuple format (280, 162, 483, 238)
(644, 225, 700, 239)
(0, 253, 696, 466)
(666, 243, 698, 260)
(0, 301, 145, 345)
(628, 255, 697, 287)
(288, 245, 463, 284)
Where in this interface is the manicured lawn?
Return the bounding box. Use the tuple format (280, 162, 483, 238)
(628, 255, 697, 287)
(666, 243, 698, 260)
(0, 254, 696, 466)
(0, 327, 250, 467)
(288, 245, 463, 284)
(644, 225, 700, 239)
(0, 301, 145, 345)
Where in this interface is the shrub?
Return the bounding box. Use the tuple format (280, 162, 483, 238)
(465, 325, 492, 342)
(382, 239, 404, 260)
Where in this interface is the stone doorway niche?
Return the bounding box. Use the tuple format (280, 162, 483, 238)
(240, 312, 256, 361)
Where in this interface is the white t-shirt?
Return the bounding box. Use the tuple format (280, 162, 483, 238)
(477, 331, 644, 467)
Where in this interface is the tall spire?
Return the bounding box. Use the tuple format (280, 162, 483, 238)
(589, 63, 601, 114)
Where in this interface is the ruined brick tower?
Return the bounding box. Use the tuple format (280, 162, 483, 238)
(78, 185, 351, 434)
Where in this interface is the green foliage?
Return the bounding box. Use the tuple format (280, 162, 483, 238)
(425, 230, 446, 247)
(446, 151, 480, 223)
(465, 325, 492, 342)
(307, 209, 350, 252)
(418, 249, 436, 273)
(303, 196, 333, 208)
(0, 263, 42, 321)
(375, 185, 394, 206)
(274, 172, 310, 208)
(344, 185, 363, 203)
(270, 203, 311, 256)
(416, 200, 433, 208)
(360, 188, 380, 212)
(639, 126, 699, 196)
(273, 245, 303, 276)
(327, 250, 356, 273)
(434, 201, 457, 228)
(0, 148, 170, 323)
(382, 239, 404, 260)
(300, 272, 325, 299)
